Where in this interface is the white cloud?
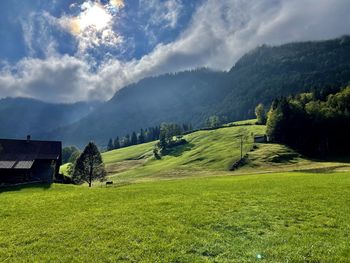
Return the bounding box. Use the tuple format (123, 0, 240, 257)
(0, 55, 137, 102)
(140, 0, 350, 71)
(1, 0, 350, 103)
(140, 0, 183, 29)
(20, 11, 59, 57)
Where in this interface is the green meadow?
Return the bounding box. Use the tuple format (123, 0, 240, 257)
(0, 172, 349, 262)
(61, 123, 267, 183)
(62, 122, 348, 184)
(4, 122, 350, 262)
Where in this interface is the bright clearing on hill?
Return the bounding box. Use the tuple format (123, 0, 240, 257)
(0, 171, 349, 262)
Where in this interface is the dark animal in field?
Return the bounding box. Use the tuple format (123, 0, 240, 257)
(106, 181, 113, 187)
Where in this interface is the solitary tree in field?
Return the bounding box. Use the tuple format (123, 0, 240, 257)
(236, 128, 250, 159)
(255, 103, 267, 124)
(72, 142, 107, 187)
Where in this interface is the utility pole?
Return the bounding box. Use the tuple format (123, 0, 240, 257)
(240, 135, 243, 160)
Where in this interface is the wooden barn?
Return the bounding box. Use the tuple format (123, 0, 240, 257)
(0, 136, 62, 185)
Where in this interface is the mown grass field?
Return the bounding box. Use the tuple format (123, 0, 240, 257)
(0, 171, 349, 262)
(50, 122, 350, 262)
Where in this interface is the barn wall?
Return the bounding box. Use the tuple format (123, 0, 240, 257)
(0, 169, 29, 184)
(31, 160, 55, 183)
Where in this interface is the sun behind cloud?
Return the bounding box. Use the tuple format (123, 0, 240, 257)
(67, 2, 112, 34)
(59, 0, 123, 52)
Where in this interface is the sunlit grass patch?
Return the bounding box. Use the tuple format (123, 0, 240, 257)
(0, 171, 349, 262)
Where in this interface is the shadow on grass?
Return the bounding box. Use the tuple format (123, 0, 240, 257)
(0, 183, 52, 193)
(320, 155, 350, 163)
(166, 143, 195, 157)
(297, 154, 350, 165)
(293, 165, 349, 173)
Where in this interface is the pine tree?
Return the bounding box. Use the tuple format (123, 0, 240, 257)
(266, 98, 289, 143)
(182, 124, 188, 132)
(138, 128, 145, 144)
(72, 142, 106, 187)
(107, 138, 114, 151)
(123, 134, 130, 147)
(113, 137, 120, 149)
(152, 127, 157, 140)
(131, 132, 138, 145)
(145, 128, 152, 142)
(159, 126, 167, 150)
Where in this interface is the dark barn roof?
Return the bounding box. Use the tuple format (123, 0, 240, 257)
(0, 139, 61, 170)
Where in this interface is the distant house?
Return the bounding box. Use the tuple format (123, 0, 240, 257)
(254, 135, 267, 143)
(0, 136, 62, 185)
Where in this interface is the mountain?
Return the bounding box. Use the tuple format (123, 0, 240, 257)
(48, 69, 228, 146)
(51, 36, 350, 147)
(2, 36, 350, 147)
(0, 98, 101, 140)
(218, 36, 350, 119)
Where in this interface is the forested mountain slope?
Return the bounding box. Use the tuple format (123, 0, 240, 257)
(218, 36, 350, 119)
(51, 36, 350, 147)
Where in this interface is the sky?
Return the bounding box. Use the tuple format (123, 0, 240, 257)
(0, 0, 350, 103)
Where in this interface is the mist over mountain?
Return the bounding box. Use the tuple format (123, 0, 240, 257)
(46, 69, 228, 146)
(0, 98, 101, 140)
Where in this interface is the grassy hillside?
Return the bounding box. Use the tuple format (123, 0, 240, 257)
(1, 171, 349, 262)
(241, 143, 350, 174)
(61, 122, 350, 184)
(102, 124, 266, 183)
